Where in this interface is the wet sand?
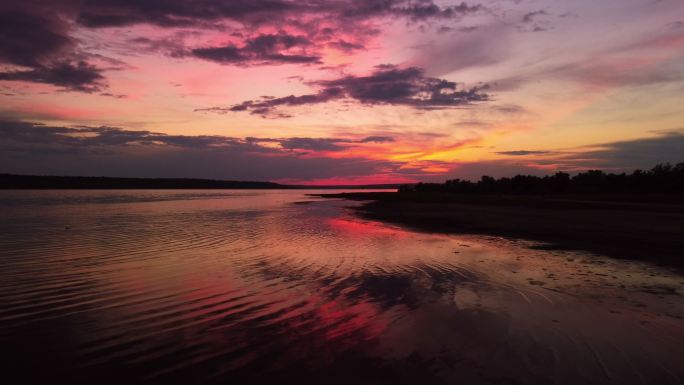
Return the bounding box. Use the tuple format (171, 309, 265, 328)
(317, 192, 684, 270)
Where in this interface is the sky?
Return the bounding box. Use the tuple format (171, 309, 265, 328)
(1, 0, 683, 184)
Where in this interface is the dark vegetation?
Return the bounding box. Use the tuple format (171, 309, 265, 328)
(400, 163, 684, 195)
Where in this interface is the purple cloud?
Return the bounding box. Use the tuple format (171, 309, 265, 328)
(1, 0, 487, 90)
(192, 33, 321, 65)
(0, 61, 105, 92)
(201, 65, 489, 116)
(496, 150, 552, 156)
(0, 5, 106, 91)
(74, 0, 485, 28)
(522, 10, 548, 24)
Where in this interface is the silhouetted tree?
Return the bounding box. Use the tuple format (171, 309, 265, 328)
(400, 163, 684, 194)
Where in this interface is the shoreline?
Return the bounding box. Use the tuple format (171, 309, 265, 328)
(316, 192, 684, 271)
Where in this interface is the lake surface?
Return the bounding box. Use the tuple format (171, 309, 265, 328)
(1, 190, 683, 385)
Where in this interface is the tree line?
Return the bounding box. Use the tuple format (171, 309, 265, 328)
(399, 163, 684, 194)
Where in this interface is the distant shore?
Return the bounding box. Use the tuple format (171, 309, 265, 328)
(0, 174, 400, 190)
(317, 192, 684, 270)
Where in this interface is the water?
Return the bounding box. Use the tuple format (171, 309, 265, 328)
(1, 190, 683, 385)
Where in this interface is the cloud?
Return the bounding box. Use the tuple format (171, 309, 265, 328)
(0, 120, 236, 148)
(2, 119, 682, 182)
(0, 119, 396, 156)
(496, 150, 551, 156)
(554, 131, 684, 170)
(548, 60, 683, 89)
(74, 0, 485, 28)
(408, 131, 684, 181)
(0, 8, 73, 67)
(72, 0, 485, 63)
(408, 22, 512, 75)
(207, 65, 488, 116)
(216, 87, 344, 116)
(522, 10, 548, 24)
(667, 21, 684, 30)
(1, 0, 486, 92)
(0, 119, 402, 181)
(247, 135, 396, 151)
(0, 61, 105, 92)
(327, 40, 365, 52)
(74, 0, 485, 69)
(482, 131, 684, 175)
(518, 9, 552, 33)
(274, 135, 397, 151)
(191, 32, 321, 65)
(359, 135, 395, 143)
(391, 1, 484, 21)
(277, 137, 346, 152)
(0, 5, 106, 91)
(75, 0, 294, 28)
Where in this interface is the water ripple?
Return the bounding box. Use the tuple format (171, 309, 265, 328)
(1, 190, 683, 385)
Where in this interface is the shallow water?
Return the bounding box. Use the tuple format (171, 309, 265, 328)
(1, 190, 683, 385)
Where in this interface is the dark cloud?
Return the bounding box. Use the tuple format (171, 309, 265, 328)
(327, 40, 366, 52)
(250, 135, 396, 151)
(0, 119, 395, 154)
(522, 10, 548, 24)
(413, 132, 684, 181)
(359, 135, 395, 143)
(191, 45, 242, 62)
(531, 25, 551, 33)
(0, 120, 242, 148)
(0, 8, 72, 67)
(73, 0, 484, 28)
(2, 119, 682, 182)
(274, 135, 396, 150)
(489, 104, 527, 115)
(518, 9, 552, 33)
(496, 150, 551, 156)
(214, 87, 344, 116)
(0, 5, 107, 91)
(192, 33, 320, 65)
(126, 35, 188, 58)
(75, 0, 484, 67)
(0, 61, 105, 92)
(667, 21, 684, 30)
(210, 65, 488, 116)
(555, 131, 684, 170)
(182, 0, 481, 66)
(75, 0, 294, 28)
(391, 1, 484, 21)
(277, 137, 346, 152)
(318, 65, 488, 105)
(0, 0, 486, 91)
(482, 131, 684, 176)
(0, 119, 399, 181)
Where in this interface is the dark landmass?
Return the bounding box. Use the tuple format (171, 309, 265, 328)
(0, 174, 285, 189)
(0, 174, 400, 190)
(316, 164, 684, 270)
(318, 191, 684, 269)
(401, 163, 684, 194)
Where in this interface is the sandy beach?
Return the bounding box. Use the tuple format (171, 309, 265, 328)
(317, 192, 684, 270)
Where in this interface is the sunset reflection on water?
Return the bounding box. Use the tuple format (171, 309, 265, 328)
(1, 190, 683, 385)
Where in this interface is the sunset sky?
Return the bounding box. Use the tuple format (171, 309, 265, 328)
(1, 0, 683, 184)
